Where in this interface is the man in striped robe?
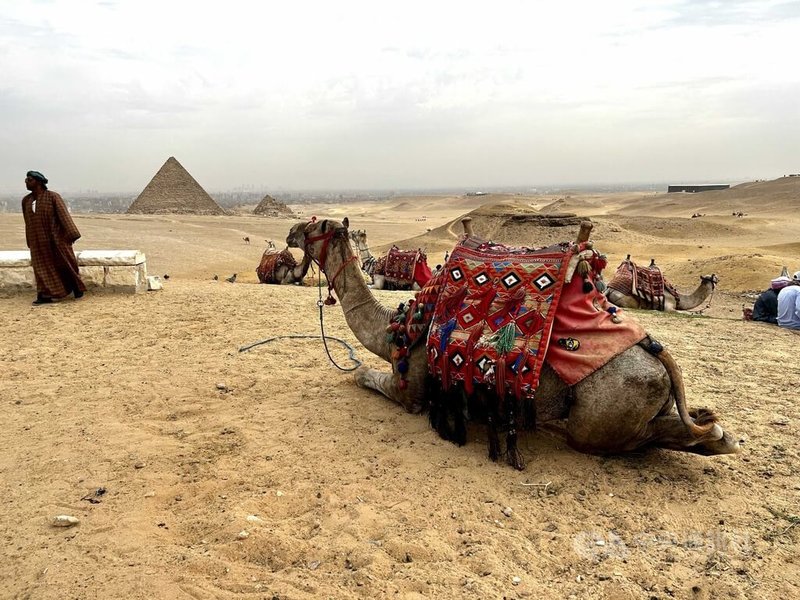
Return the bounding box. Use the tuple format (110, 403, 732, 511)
(22, 171, 86, 305)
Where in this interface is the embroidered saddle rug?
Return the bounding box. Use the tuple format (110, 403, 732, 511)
(607, 258, 679, 311)
(387, 238, 645, 400)
(378, 247, 433, 288)
(425, 239, 576, 399)
(256, 248, 297, 283)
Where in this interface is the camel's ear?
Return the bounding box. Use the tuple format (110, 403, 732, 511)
(343, 216, 349, 229)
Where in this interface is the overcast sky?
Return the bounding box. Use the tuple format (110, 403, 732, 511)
(1, 0, 798, 193)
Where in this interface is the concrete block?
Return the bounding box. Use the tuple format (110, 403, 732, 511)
(0, 267, 35, 290)
(79, 266, 105, 288)
(77, 250, 146, 266)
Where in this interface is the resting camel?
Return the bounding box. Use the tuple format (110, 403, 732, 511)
(287, 218, 741, 468)
(605, 257, 718, 312)
(349, 228, 430, 290)
(256, 246, 311, 285)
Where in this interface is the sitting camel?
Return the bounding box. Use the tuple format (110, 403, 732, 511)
(605, 256, 718, 311)
(349, 228, 432, 290)
(256, 245, 311, 285)
(349, 229, 378, 277)
(286, 217, 741, 469)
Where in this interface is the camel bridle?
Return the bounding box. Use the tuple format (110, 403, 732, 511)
(300, 220, 362, 372)
(303, 220, 358, 306)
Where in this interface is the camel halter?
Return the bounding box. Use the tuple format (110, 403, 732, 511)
(303, 221, 361, 371)
(304, 221, 358, 306)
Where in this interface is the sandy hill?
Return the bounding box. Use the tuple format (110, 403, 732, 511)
(608, 177, 800, 218)
(127, 157, 226, 216)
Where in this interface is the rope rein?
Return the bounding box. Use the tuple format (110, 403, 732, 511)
(314, 268, 362, 371)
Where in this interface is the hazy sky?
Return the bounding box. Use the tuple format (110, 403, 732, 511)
(1, 0, 798, 193)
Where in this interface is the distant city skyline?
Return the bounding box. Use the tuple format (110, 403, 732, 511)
(1, 1, 798, 194)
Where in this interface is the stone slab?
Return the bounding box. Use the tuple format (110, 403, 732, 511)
(76, 250, 146, 266)
(0, 250, 146, 267)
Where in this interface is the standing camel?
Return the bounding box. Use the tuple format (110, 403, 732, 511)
(286, 218, 741, 469)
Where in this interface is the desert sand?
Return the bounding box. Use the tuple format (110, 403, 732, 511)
(1, 180, 799, 599)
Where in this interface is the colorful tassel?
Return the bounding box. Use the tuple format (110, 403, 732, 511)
(439, 318, 457, 353)
(489, 323, 517, 355)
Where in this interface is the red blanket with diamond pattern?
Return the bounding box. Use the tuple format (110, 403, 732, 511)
(425, 240, 573, 398)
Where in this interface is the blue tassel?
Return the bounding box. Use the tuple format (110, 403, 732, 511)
(439, 318, 457, 353)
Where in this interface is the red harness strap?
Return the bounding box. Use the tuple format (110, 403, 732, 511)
(304, 224, 358, 305)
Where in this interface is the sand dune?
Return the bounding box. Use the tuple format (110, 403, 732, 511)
(1, 180, 799, 598)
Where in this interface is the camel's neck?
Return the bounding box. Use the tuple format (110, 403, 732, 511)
(294, 252, 313, 279)
(322, 238, 395, 362)
(353, 237, 373, 262)
(670, 279, 714, 310)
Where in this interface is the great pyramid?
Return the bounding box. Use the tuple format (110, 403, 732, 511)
(127, 156, 225, 215)
(253, 194, 296, 218)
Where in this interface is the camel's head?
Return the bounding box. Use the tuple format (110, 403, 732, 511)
(701, 274, 719, 289)
(350, 229, 367, 244)
(286, 217, 351, 264)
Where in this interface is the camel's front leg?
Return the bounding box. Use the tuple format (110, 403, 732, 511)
(354, 366, 425, 414)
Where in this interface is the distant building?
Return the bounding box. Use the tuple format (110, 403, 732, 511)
(667, 184, 730, 193)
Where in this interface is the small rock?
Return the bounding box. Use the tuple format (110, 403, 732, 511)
(144, 491, 155, 498)
(512, 576, 522, 585)
(576, 575, 584, 582)
(308, 560, 321, 570)
(502, 507, 514, 517)
(246, 515, 265, 525)
(52, 515, 79, 527)
(134, 462, 146, 469)
(595, 540, 606, 546)
(276, 490, 284, 497)
(216, 383, 228, 391)
(237, 530, 249, 539)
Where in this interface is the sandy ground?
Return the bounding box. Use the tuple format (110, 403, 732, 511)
(1, 183, 799, 599)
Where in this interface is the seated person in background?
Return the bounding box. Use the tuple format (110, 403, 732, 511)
(776, 271, 800, 330)
(753, 276, 791, 323)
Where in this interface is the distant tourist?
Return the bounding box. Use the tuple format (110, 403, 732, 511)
(21, 171, 86, 305)
(753, 276, 791, 324)
(776, 272, 800, 330)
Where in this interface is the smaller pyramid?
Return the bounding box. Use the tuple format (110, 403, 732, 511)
(253, 194, 296, 218)
(127, 157, 225, 215)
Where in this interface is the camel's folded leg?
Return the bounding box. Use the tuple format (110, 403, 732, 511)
(645, 416, 742, 455)
(354, 366, 424, 414)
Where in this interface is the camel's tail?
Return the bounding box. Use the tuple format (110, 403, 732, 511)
(640, 337, 718, 437)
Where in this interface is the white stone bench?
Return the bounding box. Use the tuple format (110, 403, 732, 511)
(0, 250, 148, 295)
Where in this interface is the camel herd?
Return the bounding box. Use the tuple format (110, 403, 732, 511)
(251, 222, 718, 316)
(226, 216, 747, 470)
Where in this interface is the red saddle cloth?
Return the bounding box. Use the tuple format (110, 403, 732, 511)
(256, 249, 297, 283)
(382, 247, 432, 287)
(607, 259, 678, 311)
(547, 274, 646, 386)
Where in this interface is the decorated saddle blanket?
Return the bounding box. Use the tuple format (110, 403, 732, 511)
(379, 247, 433, 287)
(256, 248, 297, 283)
(607, 259, 679, 311)
(425, 239, 576, 399)
(387, 237, 646, 398)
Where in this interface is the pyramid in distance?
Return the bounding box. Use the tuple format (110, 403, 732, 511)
(253, 194, 296, 218)
(127, 156, 225, 215)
